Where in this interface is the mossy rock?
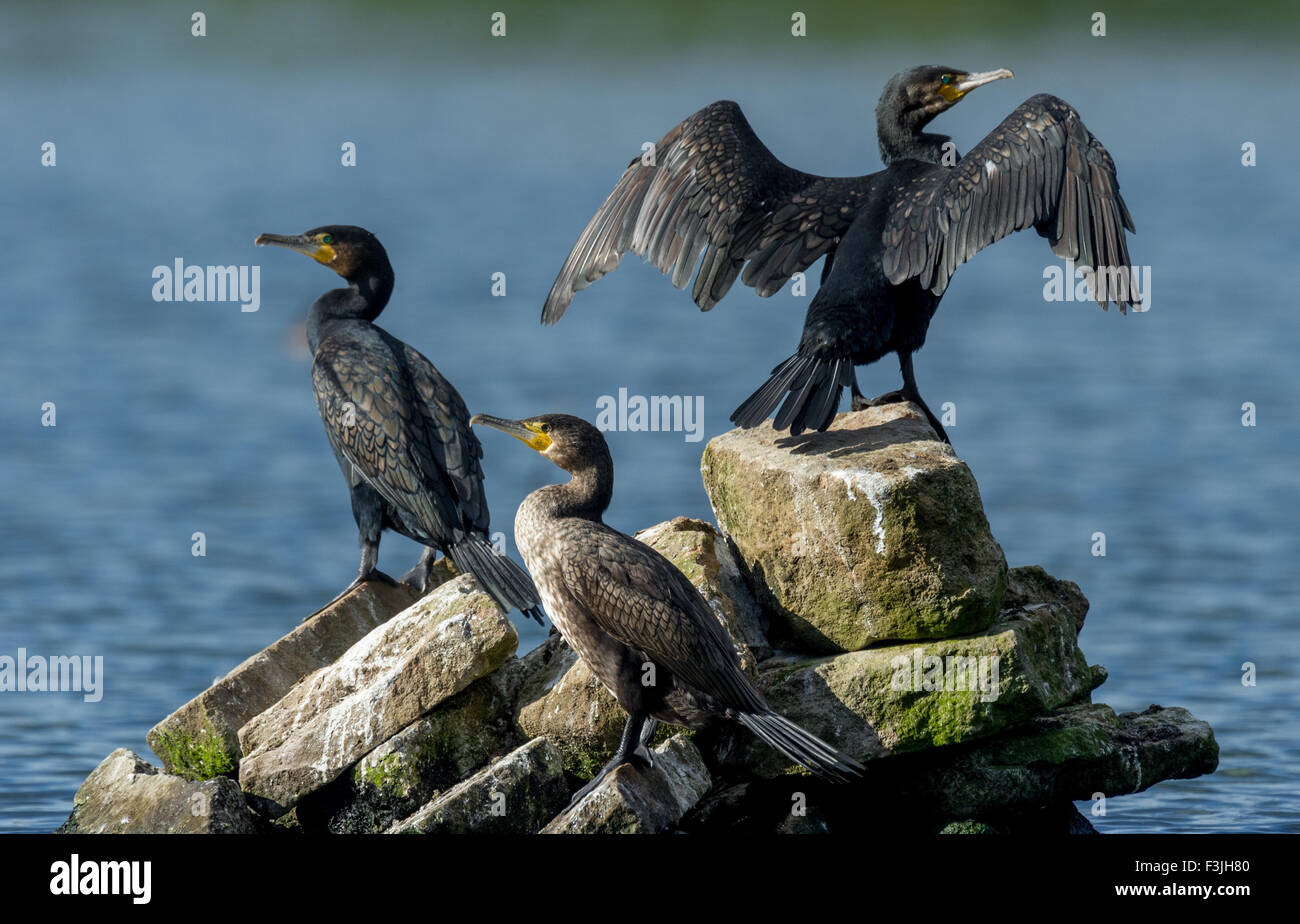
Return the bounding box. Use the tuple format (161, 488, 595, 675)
(329, 670, 523, 832)
(724, 597, 1100, 777)
(702, 404, 1007, 654)
(150, 720, 236, 782)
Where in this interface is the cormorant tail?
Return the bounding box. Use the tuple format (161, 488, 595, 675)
(449, 535, 546, 626)
(730, 352, 851, 435)
(736, 711, 865, 783)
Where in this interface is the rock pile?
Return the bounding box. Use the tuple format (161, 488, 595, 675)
(60, 402, 1218, 835)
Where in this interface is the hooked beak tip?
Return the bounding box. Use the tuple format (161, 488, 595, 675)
(958, 68, 1015, 93)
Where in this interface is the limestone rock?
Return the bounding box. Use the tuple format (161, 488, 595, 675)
(59, 749, 258, 834)
(635, 517, 770, 662)
(701, 403, 1007, 653)
(147, 576, 425, 778)
(389, 737, 569, 834)
(686, 704, 1216, 833)
(727, 596, 1101, 777)
(1003, 564, 1089, 633)
(898, 703, 1220, 822)
(237, 575, 517, 816)
(542, 735, 711, 834)
(324, 669, 523, 833)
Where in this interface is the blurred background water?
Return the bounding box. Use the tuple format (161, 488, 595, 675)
(0, 1, 1295, 833)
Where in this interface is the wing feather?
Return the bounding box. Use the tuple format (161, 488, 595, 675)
(543, 101, 875, 322)
(557, 528, 766, 713)
(312, 331, 488, 543)
(884, 94, 1139, 313)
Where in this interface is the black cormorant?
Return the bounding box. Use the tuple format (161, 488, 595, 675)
(471, 412, 863, 800)
(256, 225, 543, 624)
(543, 66, 1137, 441)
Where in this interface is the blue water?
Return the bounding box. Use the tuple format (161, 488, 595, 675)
(0, 4, 1296, 833)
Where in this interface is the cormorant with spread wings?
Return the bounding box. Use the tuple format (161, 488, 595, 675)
(543, 66, 1138, 441)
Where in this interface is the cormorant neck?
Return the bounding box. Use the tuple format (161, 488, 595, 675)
(305, 268, 394, 354)
(875, 91, 953, 166)
(547, 457, 614, 522)
(877, 122, 952, 166)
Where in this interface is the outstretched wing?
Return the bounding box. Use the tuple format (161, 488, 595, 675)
(543, 100, 876, 322)
(882, 93, 1138, 311)
(558, 526, 766, 713)
(311, 330, 487, 544)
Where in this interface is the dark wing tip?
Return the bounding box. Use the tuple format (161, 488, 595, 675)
(540, 293, 569, 326)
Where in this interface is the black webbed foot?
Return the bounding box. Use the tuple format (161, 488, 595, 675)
(305, 564, 393, 621)
(567, 713, 652, 807)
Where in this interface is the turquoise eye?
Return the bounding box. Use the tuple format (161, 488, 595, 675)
(940, 74, 952, 85)
(322, 234, 333, 244)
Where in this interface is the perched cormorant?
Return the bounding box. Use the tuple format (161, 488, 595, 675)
(255, 225, 543, 624)
(471, 412, 863, 800)
(543, 66, 1137, 441)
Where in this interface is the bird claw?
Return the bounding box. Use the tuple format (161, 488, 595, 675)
(399, 568, 429, 594)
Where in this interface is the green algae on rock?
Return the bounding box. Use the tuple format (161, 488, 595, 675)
(907, 703, 1220, 824)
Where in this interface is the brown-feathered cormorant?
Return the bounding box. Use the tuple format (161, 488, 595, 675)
(543, 66, 1138, 441)
(255, 225, 543, 623)
(471, 412, 863, 800)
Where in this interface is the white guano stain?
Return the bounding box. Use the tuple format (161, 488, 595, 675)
(792, 476, 860, 588)
(831, 469, 893, 555)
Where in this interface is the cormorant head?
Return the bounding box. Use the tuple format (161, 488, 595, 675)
(877, 65, 1014, 130)
(254, 225, 389, 283)
(470, 413, 613, 475)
